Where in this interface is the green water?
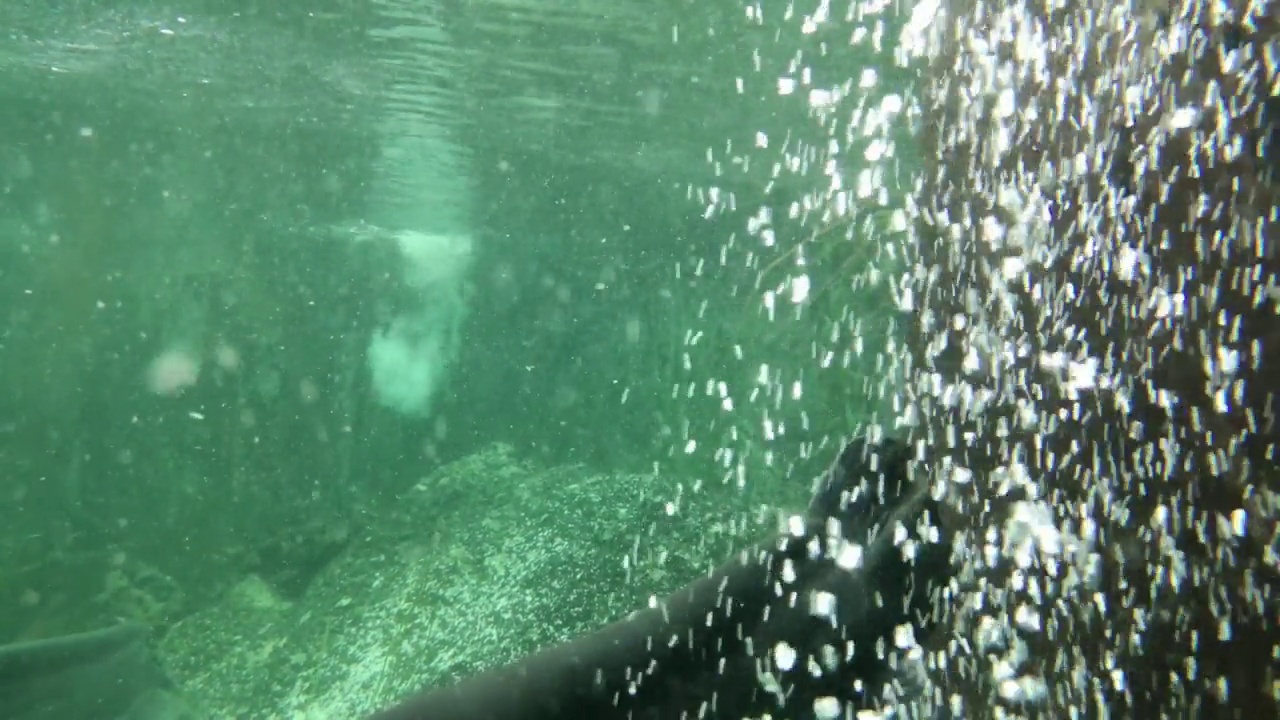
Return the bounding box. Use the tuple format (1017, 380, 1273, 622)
(0, 1, 912, 716)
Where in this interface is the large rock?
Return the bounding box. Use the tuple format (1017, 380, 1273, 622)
(159, 444, 760, 717)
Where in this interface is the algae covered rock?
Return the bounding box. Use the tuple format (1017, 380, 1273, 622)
(159, 444, 749, 717)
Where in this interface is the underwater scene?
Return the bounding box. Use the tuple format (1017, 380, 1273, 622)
(2, 0, 1277, 719)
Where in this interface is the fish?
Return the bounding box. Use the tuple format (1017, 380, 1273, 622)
(366, 436, 952, 719)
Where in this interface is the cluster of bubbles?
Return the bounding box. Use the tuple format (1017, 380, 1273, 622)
(687, 0, 1278, 717)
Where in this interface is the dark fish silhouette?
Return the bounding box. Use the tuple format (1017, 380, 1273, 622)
(368, 436, 952, 720)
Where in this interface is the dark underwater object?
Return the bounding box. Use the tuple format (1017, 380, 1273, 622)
(368, 436, 951, 720)
(0, 622, 191, 720)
